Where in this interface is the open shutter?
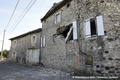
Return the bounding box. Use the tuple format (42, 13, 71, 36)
(40, 37, 42, 48)
(73, 20, 78, 40)
(65, 27, 73, 43)
(43, 36, 46, 47)
(96, 15, 104, 36)
(85, 20, 91, 38)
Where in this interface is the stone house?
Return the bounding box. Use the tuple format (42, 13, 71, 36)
(8, 28, 42, 65)
(41, 0, 120, 76)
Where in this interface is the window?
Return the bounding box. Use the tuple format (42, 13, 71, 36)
(13, 40, 17, 48)
(12, 51, 17, 61)
(90, 19, 97, 36)
(31, 35, 36, 43)
(56, 20, 77, 43)
(85, 15, 104, 38)
(40, 36, 46, 48)
(65, 27, 73, 42)
(55, 13, 61, 23)
(85, 55, 93, 65)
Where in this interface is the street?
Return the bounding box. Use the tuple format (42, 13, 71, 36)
(0, 60, 77, 80)
(0, 60, 102, 80)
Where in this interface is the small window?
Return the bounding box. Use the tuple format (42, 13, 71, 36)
(13, 40, 17, 48)
(85, 55, 93, 65)
(55, 13, 61, 24)
(31, 35, 36, 43)
(12, 51, 16, 59)
(67, 3, 70, 8)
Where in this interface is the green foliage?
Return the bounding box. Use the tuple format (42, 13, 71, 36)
(0, 50, 9, 58)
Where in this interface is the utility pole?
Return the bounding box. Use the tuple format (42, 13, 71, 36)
(1, 30, 6, 60)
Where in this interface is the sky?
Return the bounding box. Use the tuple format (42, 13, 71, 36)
(0, 0, 62, 51)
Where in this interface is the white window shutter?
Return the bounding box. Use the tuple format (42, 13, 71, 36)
(96, 15, 104, 36)
(43, 36, 46, 47)
(85, 20, 91, 38)
(41, 37, 42, 48)
(73, 20, 78, 40)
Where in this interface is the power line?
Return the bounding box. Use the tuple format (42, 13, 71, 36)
(5, 0, 20, 30)
(8, 0, 37, 35)
(0, 0, 20, 58)
(7, 0, 33, 34)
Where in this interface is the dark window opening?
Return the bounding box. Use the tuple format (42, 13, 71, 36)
(90, 19, 97, 36)
(56, 24, 73, 43)
(62, 27, 71, 38)
(61, 25, 73, 42)
(69, 30, 73, 40)
(67, 3, 70, 8)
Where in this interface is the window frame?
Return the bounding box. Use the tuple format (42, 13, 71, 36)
(85, 15, 104, 38)
(13, 40, 17, 48)
(31, 35, 37, 43)
(55, 11, 61, 24)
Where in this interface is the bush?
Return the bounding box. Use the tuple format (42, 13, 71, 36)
(0, 50, 9, 58)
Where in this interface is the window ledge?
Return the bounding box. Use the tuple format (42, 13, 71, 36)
(86, 35, 104, 40)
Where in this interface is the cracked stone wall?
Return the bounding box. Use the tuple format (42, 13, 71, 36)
(41, 0, 120, 76)
(41, 0, 80, 72)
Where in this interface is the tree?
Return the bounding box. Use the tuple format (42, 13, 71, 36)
(0, 50, 9, 58)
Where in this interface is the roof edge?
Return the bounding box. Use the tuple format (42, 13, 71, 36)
(41, 0, 72, 22)
(9, 28, 42, 40)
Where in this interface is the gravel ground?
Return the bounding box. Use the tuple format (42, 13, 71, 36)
(0, 60, 103, 80)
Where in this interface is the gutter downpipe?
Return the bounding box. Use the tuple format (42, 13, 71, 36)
(76, 0, 87, 75)
(76, 1, 83, 75)
(39, 31, 42, 65)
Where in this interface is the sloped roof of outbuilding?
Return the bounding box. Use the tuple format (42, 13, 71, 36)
(41, 0, 72, 22)
(10, 28, 41, 40)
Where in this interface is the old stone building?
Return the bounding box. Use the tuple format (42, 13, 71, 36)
(8, 28, 41, 65)
(41, 0, 120, 76)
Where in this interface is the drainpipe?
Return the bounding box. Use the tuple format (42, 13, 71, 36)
(76, 0, 99, 75)
(76, 0, 83, 75)
(76, 0, 87, 75)
(39, 31, 42, 65)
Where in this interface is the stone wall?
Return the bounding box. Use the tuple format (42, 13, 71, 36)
(9, 32, 40, 64)
(41, 0, 80, 72)
(41, 0, 120, 76)
(76, 0, 120, 76)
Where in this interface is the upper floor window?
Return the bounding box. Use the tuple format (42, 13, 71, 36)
(55, 13, 61, 24)
(31, 35, 36, 43)
(85, 15, 104, 38)
(13, 40, 17, 48)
